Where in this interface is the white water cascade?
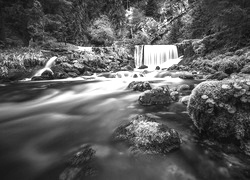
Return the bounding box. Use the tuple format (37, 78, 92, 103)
(134, 45, 180, 69)
(34, 56, 57, 77)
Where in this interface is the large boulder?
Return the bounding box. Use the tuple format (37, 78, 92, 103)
(138, 86, 172, 105)
(112, 115, 181, 154)
(187, 80, 250, 151)
(128, 81, 152, 92)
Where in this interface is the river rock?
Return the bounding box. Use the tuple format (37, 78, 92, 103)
(51, 66, 69, 79)
(73, 63, 85, 73)
(170, 91, 179, 102)
(138, 86, 172, 105)
(31, 76, 44, 81)
(128, 81, 152, 92)
(180, 95, 190, 105)
(179, 73, 194, 79)
(138, 65, 148, 69)
(59, 145, 98, 180)
(62, 62, 74, 72)
(187, 80, 250, 154)
(68, 72, 78, 77)
(177, 84, 190, 92)
(112, 115, 181, 154)
(41, 69, 54, 80)
(120, 65, 133, 71)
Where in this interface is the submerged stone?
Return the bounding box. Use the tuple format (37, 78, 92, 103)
(138, 86, 172, 105)
(112, 115, 181, 154)
(59, 145, 98, 180)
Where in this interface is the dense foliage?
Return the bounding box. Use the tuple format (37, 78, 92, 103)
(0, 0, 249, 49)
(0, 0, 125, 47)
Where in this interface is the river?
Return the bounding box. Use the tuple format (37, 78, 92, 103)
(0, 71, 249, 180)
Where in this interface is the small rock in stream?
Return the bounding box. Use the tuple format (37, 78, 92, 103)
(112, 114, 181, 155)
(128, 81, 152, 92)
(138, 86, 172, 105)
(59, 145, 98, 180)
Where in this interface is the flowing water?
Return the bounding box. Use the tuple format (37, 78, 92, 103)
(0, 71, 249, 180)
(34, 57, 57, 77)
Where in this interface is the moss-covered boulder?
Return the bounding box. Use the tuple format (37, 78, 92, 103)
(128, 81, 152, 92)
(41, 69, 54, 80)
(138, 86, 172, 105)
(112, 115, 181, 154)
(187, 80, 250, 151)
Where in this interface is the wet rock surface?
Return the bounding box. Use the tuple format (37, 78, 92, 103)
(180, 95, 190, 105)
(138, 65, 148, 69)
(177, 84, 190, 92)
(59, 145, 98, 180)
(128, 81, 152, 92)
(138, 86, 172, 105)
(112, 115, 181, 155)
(41, 69, 54, 80)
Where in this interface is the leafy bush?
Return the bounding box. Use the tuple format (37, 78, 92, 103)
(89, 15, 115, 46)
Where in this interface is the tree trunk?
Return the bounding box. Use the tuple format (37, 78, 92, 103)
(0, 8, 6, 42)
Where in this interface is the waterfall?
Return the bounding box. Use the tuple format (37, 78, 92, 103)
(134, 45, 180, 68)
(34, 56, 57, 76)
(134, 45, 144, 67)
(78, 47, 92, 52)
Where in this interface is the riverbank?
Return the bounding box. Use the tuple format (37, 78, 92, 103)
(0, 43, 134, 82)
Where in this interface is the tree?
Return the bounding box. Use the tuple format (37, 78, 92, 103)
(145, 0, 159, 19)
(89, 15, 115, 46)
(27, 0, 46, 43)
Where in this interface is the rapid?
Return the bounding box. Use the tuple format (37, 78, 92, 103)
(0, 70, 249, 180)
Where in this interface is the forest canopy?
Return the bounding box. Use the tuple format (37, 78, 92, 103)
(0, 0, 249, 49)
